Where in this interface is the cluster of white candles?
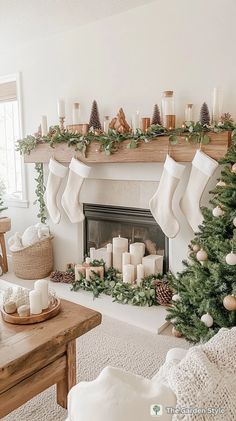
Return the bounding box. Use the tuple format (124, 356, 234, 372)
(90, 236, 163, 285)
(29, 279, 49, 314)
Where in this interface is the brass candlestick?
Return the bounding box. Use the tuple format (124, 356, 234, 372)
(59, 117, 65, 131)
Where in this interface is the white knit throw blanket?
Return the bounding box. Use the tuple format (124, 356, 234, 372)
(165, 328, 236, 420)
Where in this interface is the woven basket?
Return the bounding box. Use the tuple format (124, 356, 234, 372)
(12, 237, 54, 280)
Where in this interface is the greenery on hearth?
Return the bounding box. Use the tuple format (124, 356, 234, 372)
(166, 143, 236, 344)
(17, 120, 236, 158)
(71, 265, 165, 306)
(0, 178, 7, 214)
(34, 163, 47, 223)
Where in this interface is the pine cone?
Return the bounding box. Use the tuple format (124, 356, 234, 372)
(50, 270, 75, 283)
(200, 102, 210, 126)
(154, 280, 173, 305)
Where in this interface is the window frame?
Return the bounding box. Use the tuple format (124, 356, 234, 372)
(0, 72, 28, 208)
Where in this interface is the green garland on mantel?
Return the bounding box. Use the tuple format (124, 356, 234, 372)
(71, 264, 167, 307)
(17, 120, 236, 158)
(16, 118, 236, 223)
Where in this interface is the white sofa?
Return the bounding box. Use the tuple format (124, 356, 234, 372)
(66, 347, 187, 421)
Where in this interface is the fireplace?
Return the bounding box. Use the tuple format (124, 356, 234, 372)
(83, 204, 169, 273)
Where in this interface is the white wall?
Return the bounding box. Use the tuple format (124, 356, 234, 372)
(1, 0, 235, 270)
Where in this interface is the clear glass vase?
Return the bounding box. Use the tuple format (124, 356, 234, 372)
(162, 91, 176, 130)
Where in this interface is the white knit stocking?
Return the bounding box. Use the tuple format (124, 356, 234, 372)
(149, 155, 185, 238)
(45, 158, 68, 224)
(61, 158, 91, 223)
(180, 150, 218, 232)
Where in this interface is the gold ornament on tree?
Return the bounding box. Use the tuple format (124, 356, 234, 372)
(192, 244, 200, 252)
(196, 249, 208, 262)
(231, 163, 236, 173)
(109, 108, 131, 134)
(223, 295, 236, 311)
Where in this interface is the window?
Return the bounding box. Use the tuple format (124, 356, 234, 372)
(0, 74, 27, 206)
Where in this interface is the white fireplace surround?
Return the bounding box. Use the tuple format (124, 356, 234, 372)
(48, 162, 221, 273)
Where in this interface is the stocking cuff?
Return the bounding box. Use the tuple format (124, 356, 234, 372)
(49, 158, 68, 178)
(193, 150, 218, 176)
(69, 158, 91, 178)
(164, 154, 185, 179)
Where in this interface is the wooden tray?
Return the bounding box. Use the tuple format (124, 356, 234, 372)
(1, 298, 61, 325)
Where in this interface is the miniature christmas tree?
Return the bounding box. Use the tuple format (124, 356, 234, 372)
(167, 144, 236, 343)
(88, 100, 102, 131)
(200, 102, 210, 126)
(151, 104, 161, 125)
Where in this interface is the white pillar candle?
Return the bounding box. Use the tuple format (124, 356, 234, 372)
(90, 247, 96, 260)
(136, 264, 144, 285)
(72, 102, 80, 125)
(107, 243, 113, 253)
(41, 115, 48, 136)
(34, 279, 49, 310)
(132, 111, 140, 132)
(129, 242, 145, 276)
(142, 255, 164, 276)
(212, 87, 221, 123)
(112, 236, 128, 271)
(57, 98, 65, 118)
(122, 252, 131, 272)
(91, 247, 112, 269)
(123, 264, 135, 283)
(29, 290, 42, 314)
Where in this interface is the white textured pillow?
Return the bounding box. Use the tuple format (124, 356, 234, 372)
(67, 366, 176, 421)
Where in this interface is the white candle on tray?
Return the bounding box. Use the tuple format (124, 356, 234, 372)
(142, 255, 163, 276)
(57, 98, 65, 118)
(112, 236, 128, 271)
(41, 115, 48, 136)
(34, 279, 49, 310)
(136, 264, 144, 285)
(72, 102, 80, 125)
(123, 264, 135, 283)
(29, 290, 42, 314)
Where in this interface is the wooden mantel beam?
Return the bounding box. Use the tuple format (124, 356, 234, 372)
(24, 132, 231, 164)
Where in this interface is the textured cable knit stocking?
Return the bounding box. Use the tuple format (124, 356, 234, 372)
(61, 158, 91, 223)
(45, 158, 68, 224)
(180, 150, 218, 232)
(149, 155, 185, 238)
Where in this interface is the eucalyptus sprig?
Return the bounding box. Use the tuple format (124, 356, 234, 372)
(34, 163, 47, 224)
(71, 267, 169, 307)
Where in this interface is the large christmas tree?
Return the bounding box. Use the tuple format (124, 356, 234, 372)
(167, 145, 236, 343)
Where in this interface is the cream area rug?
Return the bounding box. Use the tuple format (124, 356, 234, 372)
(2, 316, 189, 421)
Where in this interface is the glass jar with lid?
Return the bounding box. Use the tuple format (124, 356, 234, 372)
(161, 90, 176, 130)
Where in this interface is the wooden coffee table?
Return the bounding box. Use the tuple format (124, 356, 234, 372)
(0, 297, 102, 418)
